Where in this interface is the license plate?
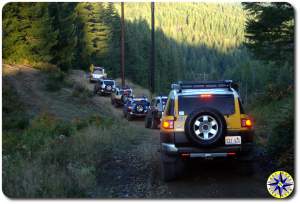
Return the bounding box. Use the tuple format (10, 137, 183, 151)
(225, 136, 241, 145)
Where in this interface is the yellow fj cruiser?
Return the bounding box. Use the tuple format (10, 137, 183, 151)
(160, 80, 254, 181)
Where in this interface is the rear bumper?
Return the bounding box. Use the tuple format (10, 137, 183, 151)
(99, 89, 113, 94)
(90, 77, 102, 81)
(129, 112, 147, 117)
(90, 78, 99, 82)
(161, 142, 253, 158)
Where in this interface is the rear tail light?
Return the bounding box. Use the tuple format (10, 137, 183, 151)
(181, 153, 190, 158)
(241, 118, 252, 128)
(200, 94, 212, 98)
(227, 152, 236, 156)
(162, 120, 174, 129)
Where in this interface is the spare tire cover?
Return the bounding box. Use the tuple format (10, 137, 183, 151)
(184, 108, 226, 147)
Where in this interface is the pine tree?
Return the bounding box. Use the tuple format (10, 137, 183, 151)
(48, 3, 78, 71)
(75, 3, 112, 69)
(243, 2, 294, 66)
(3, 3, 58, 64)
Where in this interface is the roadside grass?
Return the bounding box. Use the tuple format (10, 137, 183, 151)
(2, 111, 145, 198)
(72, 83, 93, 102)
(249, 94, 294, 171)
(2, 77, 29, 155)
(2, 66, 148, 198)
(44, 68, 68, 92)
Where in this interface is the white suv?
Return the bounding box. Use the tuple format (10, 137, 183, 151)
(90, 67, 107, 82)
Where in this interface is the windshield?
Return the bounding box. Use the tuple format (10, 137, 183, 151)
(178, 94, 235, 115)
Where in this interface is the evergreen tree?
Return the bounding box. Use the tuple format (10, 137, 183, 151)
(3, 3, 57, 64)
(75, 3, 111, 69)
(48, 3, 78, 71)
(243, 2, 294, 66)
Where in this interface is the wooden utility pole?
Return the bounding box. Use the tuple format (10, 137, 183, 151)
(120, 2, 125, 87)
(150, 2, 155, 94)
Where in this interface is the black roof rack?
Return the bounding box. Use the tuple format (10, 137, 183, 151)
(171, 80, 238, 92)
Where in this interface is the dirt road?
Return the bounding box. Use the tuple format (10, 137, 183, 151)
(70, 70, 271, 198)
(4, 65, 271, 198)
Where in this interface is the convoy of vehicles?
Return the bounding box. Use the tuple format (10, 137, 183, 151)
(123, 97, 150, 121)
(145, 96, 168, 129)
(90, 65, 254, 182)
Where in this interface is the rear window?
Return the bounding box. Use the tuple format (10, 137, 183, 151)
(178, 94, 235, 115)
(103, 81, 114, 86)
(93, 70, 103, 74)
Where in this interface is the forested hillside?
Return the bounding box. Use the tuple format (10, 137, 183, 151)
(3, 2, 294, 169)
(115, 3, 254, 94)
(3, 2, 253, 94)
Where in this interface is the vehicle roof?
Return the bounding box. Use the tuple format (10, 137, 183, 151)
(132, 97, 148, 101)
(173, 88, 239, 97)
(101, 79, 114, 81)
(116, 85, 131, 89)
(121, 88, 132, 91)
(155, 96, 168, 99)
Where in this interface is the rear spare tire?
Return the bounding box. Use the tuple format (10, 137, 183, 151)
(184, 108, 226, 147)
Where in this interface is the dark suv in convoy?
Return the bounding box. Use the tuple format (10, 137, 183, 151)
(145, 96, 168, 129)
(160, 80, 254, 181)
(93, 79, 116, 96)
(111, 86, 133, 107)
(123, 97, 150, 121)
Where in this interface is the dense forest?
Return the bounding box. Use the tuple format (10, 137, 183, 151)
(3, 2, 294, 177)
(3, 3, 257, 94)
(3, 2, 293, 98)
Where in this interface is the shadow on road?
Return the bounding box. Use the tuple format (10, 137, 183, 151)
(164, 159, 270, 198)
